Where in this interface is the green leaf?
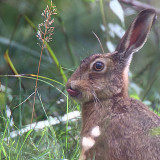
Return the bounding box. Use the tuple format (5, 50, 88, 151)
(0, 92, 5, 110)
(4, 49, 19, 76)
(46, 42, 67, 83)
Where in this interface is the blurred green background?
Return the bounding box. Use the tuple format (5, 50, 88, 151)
(0, 0, 160, 159)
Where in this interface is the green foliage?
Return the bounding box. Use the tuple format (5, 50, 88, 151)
(0, 0, 160, 159)
(149, 127, 160, 136)
(0, 92, 5, 109)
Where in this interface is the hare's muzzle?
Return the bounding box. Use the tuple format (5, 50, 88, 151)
(67, 87, 79, 97)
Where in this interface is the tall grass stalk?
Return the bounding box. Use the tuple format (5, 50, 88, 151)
(57, 16, 76, 66)
(65, 95, 69, 152)
(99, 0, 108, 38)
(16, 130, 33, 160)
(32, 1, 57, 123)
(23, 15, 68, 83)
(19, 78, 22, 129)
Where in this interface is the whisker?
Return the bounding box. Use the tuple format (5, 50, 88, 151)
(92, 90, 104, 108)
(92, 31, 104, 54)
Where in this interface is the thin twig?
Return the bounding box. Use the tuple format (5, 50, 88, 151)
(32, 43, 45, 124)
(118, 0, 160, 14)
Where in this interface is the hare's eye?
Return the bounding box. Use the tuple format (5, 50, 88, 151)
(93, 61, 104, 71)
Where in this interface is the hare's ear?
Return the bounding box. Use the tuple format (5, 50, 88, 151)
(116, 9, 157, 59)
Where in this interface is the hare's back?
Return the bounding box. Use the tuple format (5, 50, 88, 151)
(106, 98, 160, 160)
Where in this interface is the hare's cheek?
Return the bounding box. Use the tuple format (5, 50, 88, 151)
(75, 86, 93, 102)
(82, 91, 94, 102)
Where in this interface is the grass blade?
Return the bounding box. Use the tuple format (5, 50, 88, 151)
(46, 42, 67, 83)
(4, 49, 18, 75)
(23, 15, 37, 31)
(16, 129, 33, 160)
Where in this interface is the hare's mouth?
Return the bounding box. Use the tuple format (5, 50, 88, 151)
(67, 87, 80, 98)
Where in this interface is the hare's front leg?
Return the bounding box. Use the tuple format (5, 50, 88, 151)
(79, 136, 96, 160)
(79, 126, 106, 160)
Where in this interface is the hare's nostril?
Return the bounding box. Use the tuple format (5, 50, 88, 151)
(67, 87, 79, 97)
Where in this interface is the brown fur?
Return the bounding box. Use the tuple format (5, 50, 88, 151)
(66, 9, 159, 160)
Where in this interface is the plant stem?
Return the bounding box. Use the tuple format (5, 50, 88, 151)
(57, 16, 77, 66)
(99, 0, 108, 39)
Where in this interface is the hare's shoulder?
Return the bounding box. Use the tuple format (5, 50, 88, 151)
(130, 98, 160, 124)
(108, 98, 160, 133)
(114, 98, 160, 130)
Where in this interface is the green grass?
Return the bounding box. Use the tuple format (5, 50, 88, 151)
(0, 73, 81, 159)
(0, 95, 81, 160)
(0, 0, 160, 159)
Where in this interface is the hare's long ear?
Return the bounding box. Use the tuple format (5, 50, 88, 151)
(116, 9, 157, 59)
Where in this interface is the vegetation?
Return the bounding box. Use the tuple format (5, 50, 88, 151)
(0, 0, 160, 159)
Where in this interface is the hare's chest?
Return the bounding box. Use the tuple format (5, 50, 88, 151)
(80, 118, 112, 160)
(80, 130, 106, 160)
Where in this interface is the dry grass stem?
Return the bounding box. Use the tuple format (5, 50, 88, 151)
(32, 1, 57, 124)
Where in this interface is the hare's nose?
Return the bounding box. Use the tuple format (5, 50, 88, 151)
(67, 87, 79, 97)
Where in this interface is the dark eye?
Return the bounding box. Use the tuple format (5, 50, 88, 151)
(93, 61, 104, 71)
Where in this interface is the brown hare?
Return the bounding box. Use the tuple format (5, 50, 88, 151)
(66, 9, 160, 160)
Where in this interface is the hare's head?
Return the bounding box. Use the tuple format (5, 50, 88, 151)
(66, 9, 156, 103)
